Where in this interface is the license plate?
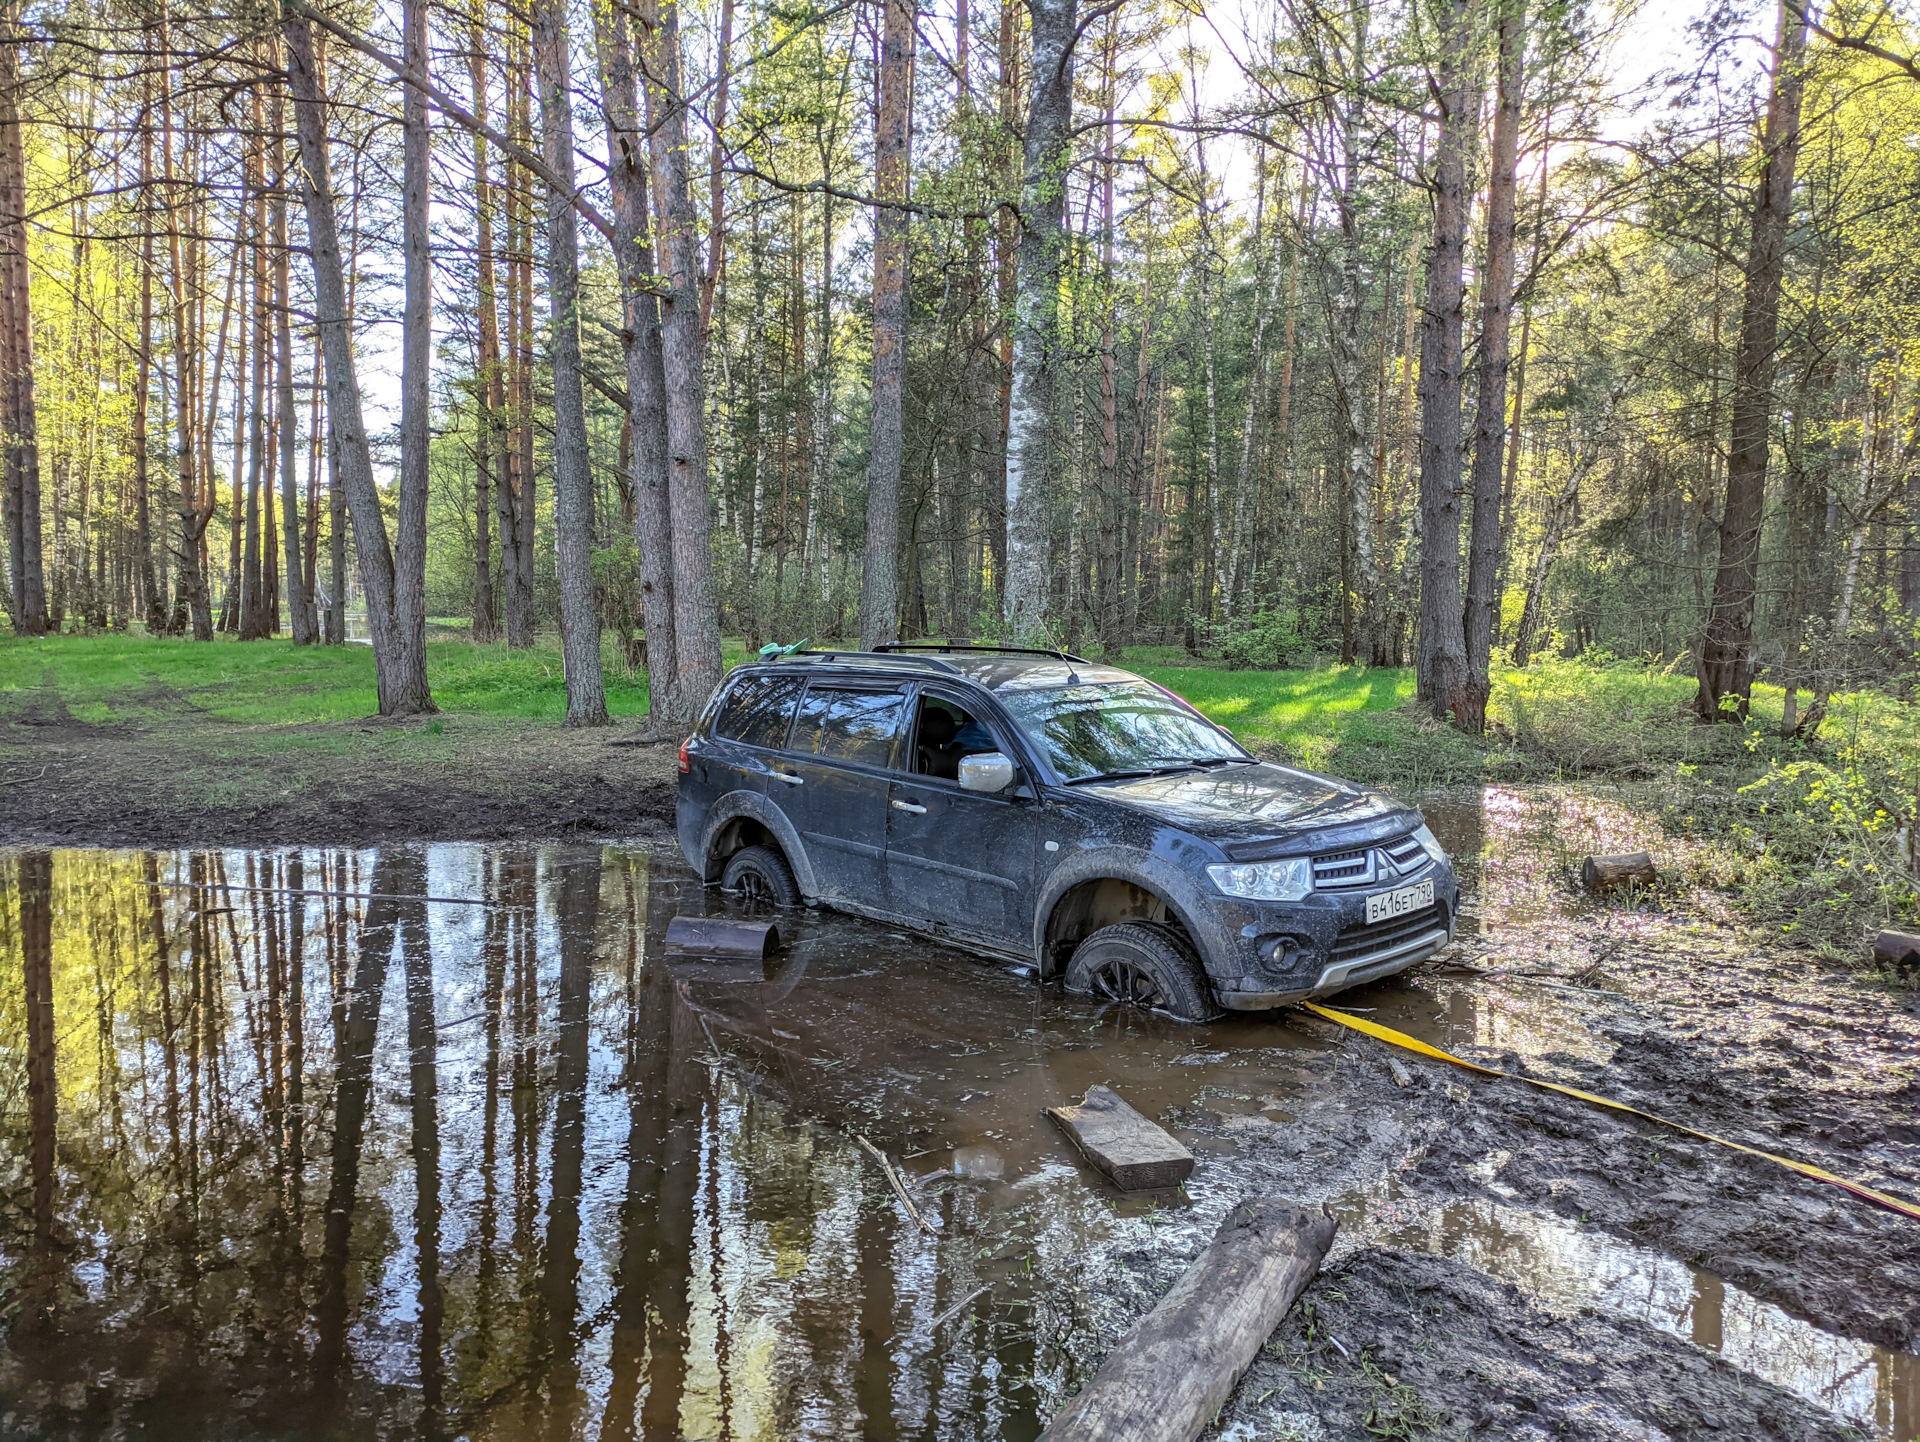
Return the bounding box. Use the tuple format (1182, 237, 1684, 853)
(1366, 878, 1434, 925)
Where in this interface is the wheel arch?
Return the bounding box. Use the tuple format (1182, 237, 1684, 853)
(697, 791, 817, 895)
(1034, 849, 1217, 980)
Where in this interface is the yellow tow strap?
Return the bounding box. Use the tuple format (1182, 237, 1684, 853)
(1300, 1001, 1920, 1225)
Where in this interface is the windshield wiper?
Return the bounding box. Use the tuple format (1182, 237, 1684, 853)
(1155, 755, 1242, 769)
(1062, 768, 1160, 786)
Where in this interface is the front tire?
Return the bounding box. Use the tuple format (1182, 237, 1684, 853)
(1064, 922, 1221, 1022)
(720, 845, 802, 911)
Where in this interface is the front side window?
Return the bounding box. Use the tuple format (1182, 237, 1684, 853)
(714, 673, 805, 748)
(789, 685, 907, 767)
(997, 681, 1245, 781)
(907, 693, 1005, 779)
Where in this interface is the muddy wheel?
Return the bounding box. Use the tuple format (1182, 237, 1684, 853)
(1064, 922, 1221, 1022)
(720, 845, 801, 911)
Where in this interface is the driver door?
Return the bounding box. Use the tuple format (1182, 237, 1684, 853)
(885, 688, 1037, 950)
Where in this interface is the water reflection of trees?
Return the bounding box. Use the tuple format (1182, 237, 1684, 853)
(0, 845, 1059, 1439)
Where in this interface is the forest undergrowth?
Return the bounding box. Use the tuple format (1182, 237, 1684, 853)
(1237, 653, 1920, 966)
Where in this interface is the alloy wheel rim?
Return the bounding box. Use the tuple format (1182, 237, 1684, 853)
(1092, 958, 1167, 1008)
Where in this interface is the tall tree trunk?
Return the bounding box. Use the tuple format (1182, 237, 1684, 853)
(592, 0, 678, 721)
(241, 111, 271, 642)
(0, 0, 45, 636)
(466, 0, 501, 645)
(390, 0, 436, 702)
(1001, 0, 1076, 638)
(161, 46, 212, 641)
(274, 77, 317, 646)
(637, 0, 723, 719)
(134, 120, 163, 633)
(1460, 0, 1524, 732)
(1415, 0, 1474, 718)
(699, 0, 734, 342)
(1696, 0, 1809, 721)
(285, 10, 427, 712)
(860, 0, 913, 648)
(532, 0, 609, 724)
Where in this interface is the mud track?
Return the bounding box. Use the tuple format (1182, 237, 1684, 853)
(0, 686, 680, 846)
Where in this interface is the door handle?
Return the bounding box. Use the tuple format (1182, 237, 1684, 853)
(772, 771, 804, 786)
(890, 799, 928, 814)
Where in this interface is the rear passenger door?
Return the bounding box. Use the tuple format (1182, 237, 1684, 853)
(885, 687, 1037, 950)
(706, 672, 806, 794)
(777, 680, 909, 908)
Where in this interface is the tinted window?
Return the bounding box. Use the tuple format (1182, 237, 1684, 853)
(713, 673, 804, 748)
(790, 686, 906, 767)
(998, 680, 1245, 781)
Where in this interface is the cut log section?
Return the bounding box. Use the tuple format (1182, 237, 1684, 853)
(1039, 1197, 1338, 1441)
(1047, 1085, 1193, 1191)
(663, 915, 781, 959)
(1581, 851, 1657, 892)
(1873, 929, 1920, 975)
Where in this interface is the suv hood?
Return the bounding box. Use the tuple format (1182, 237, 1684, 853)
(1078, 761, 1409, 849)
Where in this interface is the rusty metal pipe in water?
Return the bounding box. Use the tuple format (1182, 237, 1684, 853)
(664, 915, 782, 960)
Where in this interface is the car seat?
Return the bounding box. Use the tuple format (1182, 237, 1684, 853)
(916, 705, 962, 779)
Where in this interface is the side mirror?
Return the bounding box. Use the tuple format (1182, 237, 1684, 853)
(958, 751, 1016, 793)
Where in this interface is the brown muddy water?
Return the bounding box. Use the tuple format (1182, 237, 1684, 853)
(0, 790, 1916, 1439)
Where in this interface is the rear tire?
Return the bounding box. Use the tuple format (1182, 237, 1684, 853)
(1064, 921, 1221, 1022)
(720, 845, 801, 911)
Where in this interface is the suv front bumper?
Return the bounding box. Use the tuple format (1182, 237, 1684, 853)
(1187, 862, 1458, 1010)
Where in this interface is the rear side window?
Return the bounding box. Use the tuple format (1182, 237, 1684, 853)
(790, 685, 906, 767)
(713, 673, 804, 749)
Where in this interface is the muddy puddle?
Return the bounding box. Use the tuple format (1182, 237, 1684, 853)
(1, 799, 1915, 1438)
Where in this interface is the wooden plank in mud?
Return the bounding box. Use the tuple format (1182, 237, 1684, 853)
(1046, 1084, 1193, 1191)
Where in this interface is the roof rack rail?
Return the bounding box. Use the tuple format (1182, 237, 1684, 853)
(871, 640, 1092, 664)
(766, 648, 962, 673)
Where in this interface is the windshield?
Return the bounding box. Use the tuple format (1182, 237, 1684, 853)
(997, 680, 1248, 781)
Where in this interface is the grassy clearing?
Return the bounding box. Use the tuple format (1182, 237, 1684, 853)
(0, 632, 674, 724)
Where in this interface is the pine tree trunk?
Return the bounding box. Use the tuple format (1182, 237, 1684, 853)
(1697, 0, 1809, 721)
(1415, 0, 1474, 719)
(1002, 0, 1076, 639)
(592, 0, 678, 720)
(273, 75, 317, 646)
(466, 0, 501, 645)
(285, 10, 421, 709)
(133, 119, 162, 633)
(241, 113, 271, 642)
(637, 0, 723, 719)
(0, 0, 45, 636)
(532, 0, 608, 724)
(1460, 0, 1524, 731)
(860, 0, 913, 649)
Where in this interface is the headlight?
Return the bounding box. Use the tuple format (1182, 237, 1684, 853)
(1412, 823, 1447, 864)
(1207, 857, 1313, 901)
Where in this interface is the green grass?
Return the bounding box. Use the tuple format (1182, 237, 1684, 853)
(1117, 653, 1417, 769)
(0, 633, 661, 724)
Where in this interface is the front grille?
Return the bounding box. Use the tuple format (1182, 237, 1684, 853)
(1381, 832, 1426, 871)
(1311, 848, 1371, 888)
(1312, 832, 1429, 891)
(1328, 903, 1447, 965)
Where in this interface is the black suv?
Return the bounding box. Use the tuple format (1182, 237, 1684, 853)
(676, 645, 1456, 1021)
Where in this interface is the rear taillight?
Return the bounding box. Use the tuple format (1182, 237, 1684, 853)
(678, 738, 693, 773)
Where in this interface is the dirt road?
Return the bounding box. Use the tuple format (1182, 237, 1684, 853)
(0, 682, 680, 846)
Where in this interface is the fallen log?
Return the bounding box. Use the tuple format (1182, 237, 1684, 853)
(1047, 1085, 1193, 1191)
(663, 915, 781, 959)
(1581, 852, 1657, 892)
(1873, 929, 1920, 975)
(1039, 1197, 1338, 1442)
